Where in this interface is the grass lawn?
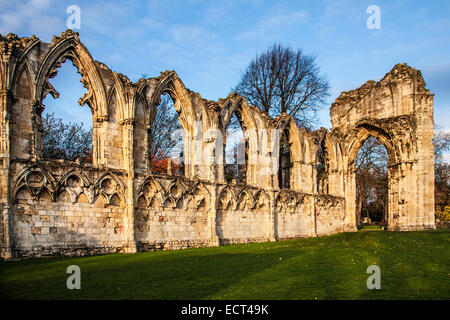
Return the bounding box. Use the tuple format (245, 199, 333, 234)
(0, 230, 449, 300)
(357, 225, 384, 231)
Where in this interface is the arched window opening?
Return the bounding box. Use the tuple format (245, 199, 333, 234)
(278, 128, 292, 189)
(150, 93, 183, 176)
(355, 136, 388, 227)
(41, 60, 92, 163)
(316, 140, 328, 193)
(224, 113, 247, 184)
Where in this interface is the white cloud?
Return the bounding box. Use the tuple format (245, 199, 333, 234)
(323, 0, 365, 22)
(235, 10, 308, 41)
(421, 63, 450, 132)
(0, 0, 64, 39)
(169, 24, 216, 45)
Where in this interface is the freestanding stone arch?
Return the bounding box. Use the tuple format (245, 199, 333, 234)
(330, 63, 435, 231)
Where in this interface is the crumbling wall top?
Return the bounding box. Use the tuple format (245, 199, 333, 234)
(330, 63, 433, 131)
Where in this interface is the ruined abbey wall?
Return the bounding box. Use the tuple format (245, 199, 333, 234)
(0, 30, 435, 259)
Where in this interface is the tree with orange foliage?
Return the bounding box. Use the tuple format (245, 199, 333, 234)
(149, 93, 183, 175)
(151, 150, 181, 175)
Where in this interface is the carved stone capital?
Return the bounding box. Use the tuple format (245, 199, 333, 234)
(93, 115, 108, 123)
(119, 118, 135, 126)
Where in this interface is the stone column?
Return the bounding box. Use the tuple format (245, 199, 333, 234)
(415, 95, 436, 230)
(0, 89, 12, 259)
(207, 184, 220, 246)
(290, 160, 301, 190)
(268, 190, 276, 241)
(208, 133, 224, 184)
(343, 167, 358, 232)
(122, 119, 137, 253)
(167, 158, 172, 175)
(92, 115, 108, 166)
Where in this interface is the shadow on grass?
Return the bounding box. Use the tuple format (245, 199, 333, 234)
(1, 230, 449, 300)
(0, 249, 289, 300)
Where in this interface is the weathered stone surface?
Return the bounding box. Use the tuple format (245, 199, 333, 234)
(0, 31, 435, 259)
(330, 63, 435, 231)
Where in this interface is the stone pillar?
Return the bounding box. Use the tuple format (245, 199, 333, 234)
(122, 119, 137, 253)
(387, 163, 400, 230)
(290, 160, 301, 190)
(92, 115, 108, 166)
(0, 89, 12, 259)
(167, 158, 172, 175)
(415, 94, 436, 230)
(268, 191, 276, 241)
(216, 143, 225, 184)
(343, 167, 358, 232)
(208, 184, 220, 246)
(183, 132, 191, 178)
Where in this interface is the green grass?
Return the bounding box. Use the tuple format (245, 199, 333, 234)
(357, 225, 384, 231)
(1, 230, 449, 300)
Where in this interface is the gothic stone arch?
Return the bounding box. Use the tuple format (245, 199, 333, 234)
(34, 30, 108, 165)
(217, 93, 262, 185)
(330, 63, 435, 231)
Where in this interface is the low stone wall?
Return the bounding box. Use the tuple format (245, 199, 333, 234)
(275, 193, 315, 239)
(216, 209, 271, 243)
(5, 161, 347, 259)
(11, 246, 122, 259)
(136, 239, 219, 252)
(8, 161, 129, 258)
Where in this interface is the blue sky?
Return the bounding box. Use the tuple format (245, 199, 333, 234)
(1, 0, 449, 136)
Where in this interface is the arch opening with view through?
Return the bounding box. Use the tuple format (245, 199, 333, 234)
(224, 112, 247, 184)
(354, 136, 389, 227)
(40, 60, 93, 164)
(150, 93, 184, 176)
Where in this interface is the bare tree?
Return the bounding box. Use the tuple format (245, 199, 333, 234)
(149, 93, 183, 174)
(355, 137, 388, 225)
(42, 112, 92, 163)
(435, 162, 449, 211)
(233, 43, 330, 129)
(434, 129, 450, 163)
(434, 129, 450, 210)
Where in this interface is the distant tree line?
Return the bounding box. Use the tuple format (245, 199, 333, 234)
(42, 112, 92, 163)
(434, 130, 450, 213)
(355, 137, 388, 225)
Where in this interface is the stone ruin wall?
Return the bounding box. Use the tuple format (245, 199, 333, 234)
(0, 30, 435, 259)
